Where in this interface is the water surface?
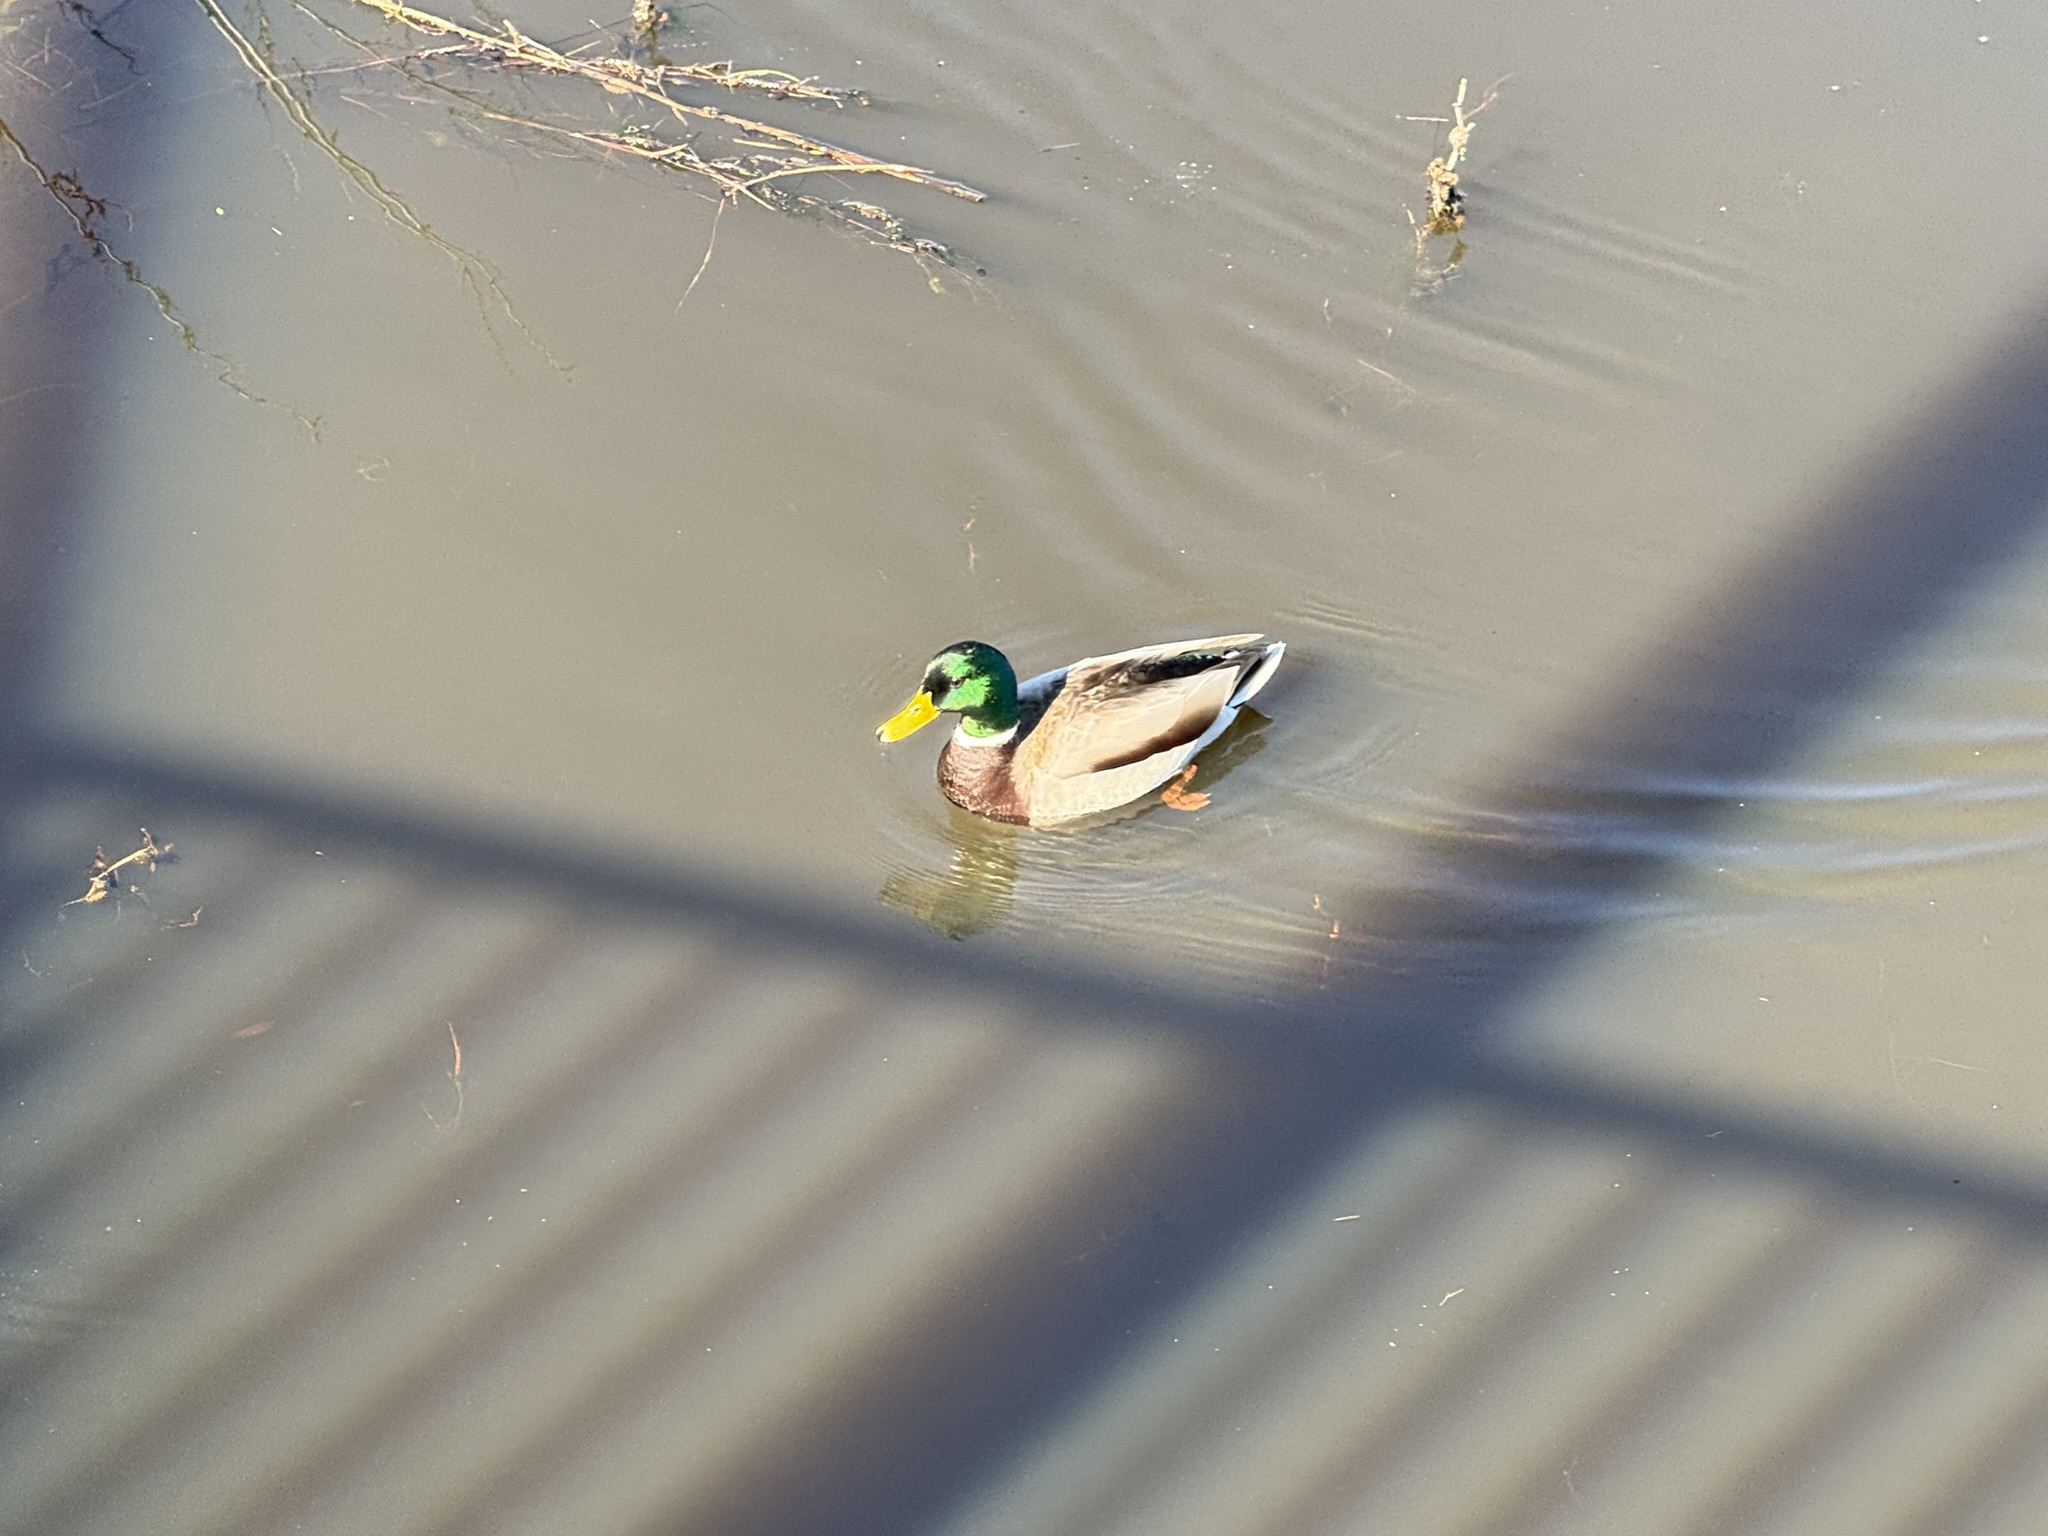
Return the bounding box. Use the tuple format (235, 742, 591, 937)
(8, 0, 2048, 1529)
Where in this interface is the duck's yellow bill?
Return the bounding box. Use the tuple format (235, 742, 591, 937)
(877, 690, 940, 742)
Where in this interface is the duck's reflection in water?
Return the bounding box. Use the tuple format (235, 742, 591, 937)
(878, 812, 1021, 939)
(879, 710, 1273, 941)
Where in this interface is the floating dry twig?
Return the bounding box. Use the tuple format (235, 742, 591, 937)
(348, 2, 881, 115)
(319, 0, 984, 270)
(677, 194, 726, 309)
(65, 828, 174, 908)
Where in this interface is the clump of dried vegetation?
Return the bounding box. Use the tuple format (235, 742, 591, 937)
(1404, 77, 1501, 288)
(276, 1, 985, 254)
(228, 0, 978, 268)
(65, 828, 174, 907)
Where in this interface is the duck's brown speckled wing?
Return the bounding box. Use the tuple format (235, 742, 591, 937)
(1010, 635, 1273, 822)
(1021, 661, 1244, 779)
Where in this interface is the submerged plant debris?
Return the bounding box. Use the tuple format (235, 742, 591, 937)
(0, 109, 322, 433)
(59, 0, 139, 72)
(65, 828, 175, 908)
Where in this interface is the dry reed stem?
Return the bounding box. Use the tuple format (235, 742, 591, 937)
(425, 1022, 465, 1129)
(344, 0, 985, 202)
(467, 105, 955, 258)
(678, 194, 725, 308)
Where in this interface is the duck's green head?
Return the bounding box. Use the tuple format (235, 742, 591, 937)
(876, 641, 1020, 742)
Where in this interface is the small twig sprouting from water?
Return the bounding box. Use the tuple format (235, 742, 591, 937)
(1402, 76, 1503, 289)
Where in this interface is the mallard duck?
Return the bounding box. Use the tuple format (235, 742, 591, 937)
(876, 634, 1284, 824)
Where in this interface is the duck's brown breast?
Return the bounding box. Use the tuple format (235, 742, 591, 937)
(938, 739, 1031, 824)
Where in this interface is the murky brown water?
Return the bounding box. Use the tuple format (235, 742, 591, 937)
(7, 0, 2048, 1530)
(23, 0, 2048, 989)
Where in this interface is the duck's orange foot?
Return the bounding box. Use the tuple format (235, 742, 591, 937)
(1160, 764, 1210, 812)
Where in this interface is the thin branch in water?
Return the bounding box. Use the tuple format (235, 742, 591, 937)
(349, 0, 983, 196)
(60, 0, 141, 73)
(194, 0, 564, 372)
(728, 158, 968, 197)
(0, 111, 321, 433)
(677, 190, 724, 308)
(470, 103, 969, 266)
(424, 1022, 465, 1129)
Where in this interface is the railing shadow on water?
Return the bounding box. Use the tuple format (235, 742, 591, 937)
(3, 286, 2048, 1536)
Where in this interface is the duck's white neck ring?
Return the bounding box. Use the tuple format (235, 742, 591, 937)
(953, 723, 1016, 749)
